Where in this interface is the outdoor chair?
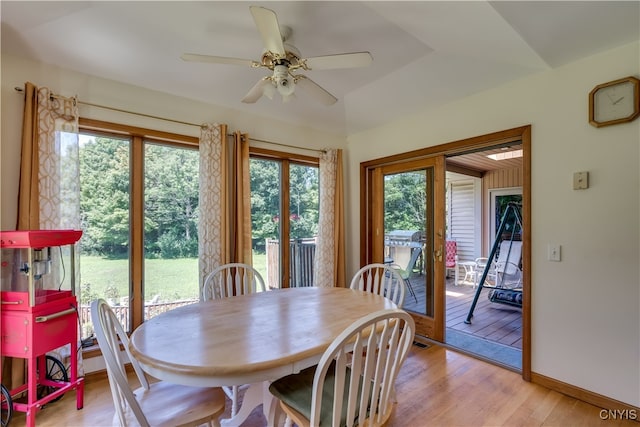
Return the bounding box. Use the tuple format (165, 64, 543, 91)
(475, 240, 522, 289)
(389, 246, 421, 303)
(494, 240, 522, 288)
(445, 240, 459, 285)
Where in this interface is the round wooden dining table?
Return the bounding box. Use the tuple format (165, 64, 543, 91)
(128, 286, 397, 426)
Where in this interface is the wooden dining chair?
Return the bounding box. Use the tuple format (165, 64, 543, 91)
(349, 263, 406, 308)
(202, 262, 266, 300)
(91, 299, 226, 427)
(202, 263, 266, 417)
(269, 308, 415, 427)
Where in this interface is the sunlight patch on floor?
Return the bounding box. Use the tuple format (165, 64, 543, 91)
(446, 290, 465, 297)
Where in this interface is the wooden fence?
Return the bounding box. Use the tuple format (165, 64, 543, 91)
(266, 238, 316, 288)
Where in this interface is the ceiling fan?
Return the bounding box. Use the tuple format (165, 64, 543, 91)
(181, 5, 373, 105)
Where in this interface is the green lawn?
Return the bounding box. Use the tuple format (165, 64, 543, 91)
(79, 253, 267, 304)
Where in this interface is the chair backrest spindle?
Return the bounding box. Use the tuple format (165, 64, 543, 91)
(203, 263, 266, 301)
(350, 263, 406, 308)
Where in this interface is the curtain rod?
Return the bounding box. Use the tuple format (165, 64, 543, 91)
(244, 136, 324, 154)
(14, 85, 324, 154)
(14, 86, 202, 128)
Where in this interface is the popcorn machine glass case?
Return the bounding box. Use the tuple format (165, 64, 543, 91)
(1, 230, 84, 427)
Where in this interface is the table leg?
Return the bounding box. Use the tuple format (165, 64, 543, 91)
(220, 382, 263, 427)
(220, 381, 283, 427)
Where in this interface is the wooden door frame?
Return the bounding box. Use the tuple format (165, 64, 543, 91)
(360, 125, 531, 381)
(369, 157, 445, 340)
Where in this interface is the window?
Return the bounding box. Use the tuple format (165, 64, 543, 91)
(78, 120, 199, 338)
(249, 149, 319, 288)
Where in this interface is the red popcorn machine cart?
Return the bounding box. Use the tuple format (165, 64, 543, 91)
(1, 230, 84, 427)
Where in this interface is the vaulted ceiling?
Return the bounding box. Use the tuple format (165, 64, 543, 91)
(2, 1, 639, 136)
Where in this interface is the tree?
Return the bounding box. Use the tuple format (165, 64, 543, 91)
(384, 171, 426, 233)
(80, 137, 199, 258)
(249, 159, 319, 250)
(144, 144, 199, 258)
(80, 137, 131, 257)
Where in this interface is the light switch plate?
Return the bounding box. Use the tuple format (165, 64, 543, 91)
(573, 172, 589, 190)
(548, 244, 561, 262)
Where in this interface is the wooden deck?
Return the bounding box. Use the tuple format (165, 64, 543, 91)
(403, 272, 522, 350)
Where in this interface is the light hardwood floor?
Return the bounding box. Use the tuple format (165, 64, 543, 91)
(8, 344, 637, 427)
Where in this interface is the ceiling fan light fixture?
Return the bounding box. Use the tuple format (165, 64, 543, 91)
(273, 64, 295, 97)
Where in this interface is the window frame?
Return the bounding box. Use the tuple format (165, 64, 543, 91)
(249, 147, 319, 288)
(79, 118, 198, 336)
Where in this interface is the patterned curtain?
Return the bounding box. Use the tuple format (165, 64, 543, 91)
(17, 83, 80, 229)
(313, 149, 346, 288)
(4, 82, 81, 390)
(197, 126, 253, 298)
(198, 123, 228, 295)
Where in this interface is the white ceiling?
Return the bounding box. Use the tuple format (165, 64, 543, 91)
(2, 1, 639, 136)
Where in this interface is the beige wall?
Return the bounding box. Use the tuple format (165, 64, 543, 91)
(346, 41, 640, 406)
(2, 39, 639, 407)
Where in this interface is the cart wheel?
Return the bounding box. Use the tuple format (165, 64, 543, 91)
(37, 355, 69, 403)
(1, 384, 12, 427)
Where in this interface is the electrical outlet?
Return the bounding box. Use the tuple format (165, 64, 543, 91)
(548, 244, 561, 262)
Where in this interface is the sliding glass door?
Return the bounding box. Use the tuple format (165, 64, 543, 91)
(369, 157, 446, 339)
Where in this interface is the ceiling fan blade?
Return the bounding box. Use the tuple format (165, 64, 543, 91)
(181, 53, 257, 68)
(242, 77, 273, 104)
(303, 52, 373, 70)
(295, 75, 338, 106)
(250, 6, 285, 56)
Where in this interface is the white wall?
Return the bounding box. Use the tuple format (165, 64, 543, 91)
(0, 54, 345, 230)
(346, 41, 640, 407)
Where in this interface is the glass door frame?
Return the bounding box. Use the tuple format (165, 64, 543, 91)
(364, 156, 446, 340)
(359, 125, 531, 381)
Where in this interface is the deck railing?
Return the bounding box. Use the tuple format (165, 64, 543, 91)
(79, 298, 199, 337)
(266, 238, 316, 288)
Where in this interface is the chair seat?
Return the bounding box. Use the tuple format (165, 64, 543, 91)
(120, 381, 226, 427)
(269, 362, 367, 427)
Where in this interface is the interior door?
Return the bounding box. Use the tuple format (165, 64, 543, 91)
(371, 157, 445, 339)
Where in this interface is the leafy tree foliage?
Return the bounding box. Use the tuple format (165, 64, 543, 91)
(80, 137, 320, 259)
(144, 144, 199, 258)
(384, 171, 427, 233)
(80, 137, 131, 257)
(80, 137, 199, 258)
(249, 159, 319, 252)
(289, 164, 319, 240)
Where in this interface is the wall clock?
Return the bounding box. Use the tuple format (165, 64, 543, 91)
(589, 76, 640, 127)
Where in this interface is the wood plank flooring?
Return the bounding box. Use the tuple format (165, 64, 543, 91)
(403, 273, 522, 349)
(9, 344, 636, 427)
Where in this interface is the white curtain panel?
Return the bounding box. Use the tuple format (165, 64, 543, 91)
(198, 123, 225, 296)
(314, 148, 338, 288)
